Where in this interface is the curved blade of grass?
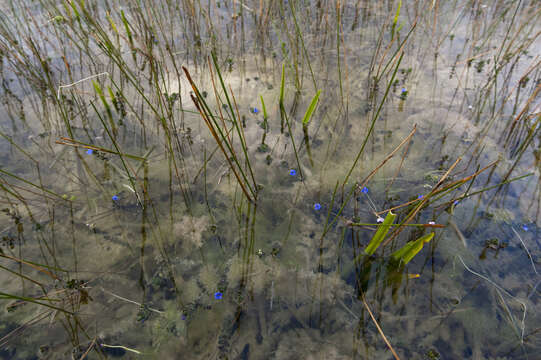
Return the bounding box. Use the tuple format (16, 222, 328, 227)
(364, 211, 397, 255)
(391, 0, 402, 40)
(302, 90, 321, 125)
(391, 232, 434, 264)
(260, 95, 268, 120)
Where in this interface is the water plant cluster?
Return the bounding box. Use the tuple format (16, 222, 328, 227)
(0, 0, 540, 358)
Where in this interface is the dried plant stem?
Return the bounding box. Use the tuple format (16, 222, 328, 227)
(361, 294, 401, 360)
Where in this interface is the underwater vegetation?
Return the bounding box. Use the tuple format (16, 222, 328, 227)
(0, 0, 540, 359)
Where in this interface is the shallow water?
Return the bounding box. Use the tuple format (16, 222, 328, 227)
(0, 1, 540, 359)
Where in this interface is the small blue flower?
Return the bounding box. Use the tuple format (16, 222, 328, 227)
(214, 292, 223, 300)
(522, 224, 529, 231)
(418, 195, 424, 199)
(361, 187, 368, 194)
(181, 314, 187, 320)
(252, 107, 259, 114)
(289, 169, 296, 176)
(314, 203, 321, 211)
(453, 200, 459, 205)
(112, 195, 119, 201)
(86, 149, 93, 155)
(401, 87, 407, 93)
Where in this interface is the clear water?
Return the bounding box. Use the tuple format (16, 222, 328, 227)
(0, 1, 540, 359)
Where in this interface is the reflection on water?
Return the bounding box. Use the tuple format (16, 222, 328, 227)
(0, 0, 540, 359)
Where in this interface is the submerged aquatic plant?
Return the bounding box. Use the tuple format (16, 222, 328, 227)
(391, 232, 434, 265)
(365, 211, 397, 255)
(0, 0, 538, 358)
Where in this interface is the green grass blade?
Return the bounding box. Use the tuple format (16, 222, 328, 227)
(302, 90, 321, 125)
(260, 95, 268, 120)
(391, 0, 402, 40)
(364, 211, 397, 255)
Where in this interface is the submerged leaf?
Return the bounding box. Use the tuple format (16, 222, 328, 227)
(302, 90, 321, 125)
(391, 232, 434, 264)
(364, 211, 397, 255)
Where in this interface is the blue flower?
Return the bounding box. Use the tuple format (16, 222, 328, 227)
(252, 107, 259, 114)
(522, 224, 529, 231)
(86, 149, 93, 155)
(181, 314, 187, 320)
(401, 87, 407, 93)
(361, 187, 368, 194)
(112, 195, 119, 201)
(453, 200, 459, 205)
(314, 203, 321, 211)
(214, 292, 223, 300)
(418, 195, 423, 199)
(289, 169, 296, 176)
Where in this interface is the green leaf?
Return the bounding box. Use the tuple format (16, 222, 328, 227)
(391, 232, 434, 264)
(393, 0, 402, 27)
(391, 0, 402, 40)
(364, 211, 397, 255)
(302, 90, 321, 125)
(260, 95, 268, 120)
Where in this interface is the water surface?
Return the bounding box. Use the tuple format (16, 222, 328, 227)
(0, 1, 540, 359)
